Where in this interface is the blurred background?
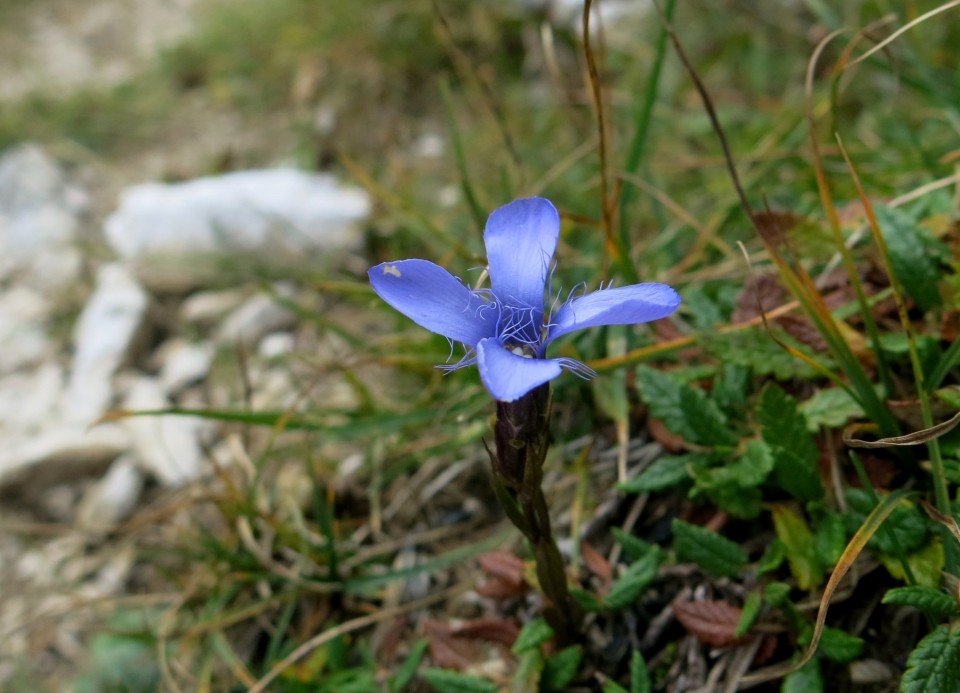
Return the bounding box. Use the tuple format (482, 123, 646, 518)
(1, 1, 958, 691)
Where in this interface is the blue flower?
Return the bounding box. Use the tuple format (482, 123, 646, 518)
(369, 197, 681, 402)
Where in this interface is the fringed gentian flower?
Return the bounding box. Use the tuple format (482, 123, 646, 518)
(369, 197, 681, 402)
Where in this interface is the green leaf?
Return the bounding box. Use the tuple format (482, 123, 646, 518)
(541, 646, 582, 691)
(814, 511, 847, 566)
(389, 638, 428, 692)
(423, 668, 498, 693)
(711, 363, 752, 413)
(883, 586, 960, 619)
(593, 374, 629, 423)
(758, 384, 823, 501)
(636, 367, 738, 447)
(781, 656, 823, 693)
(902, 625, 960, 693)
(879, 538, 944, 589)
(618, 455, 694, 493)
(771, 505, 824, 590)
(874, 204, 944, 312)
(689, 464, 763, 519)
(756, 539, 786, 574)
(630, 650, 651, 693)
(512, 618, 554, 654)
(736, 591, 762, 638)
(672, 519, 748, 579)
(570, 588, 604, 613)
(799, 387, 865, 431)
(700, 328, 826, 380)
(611, 528, 656, 563)
(816, 626, 864, 663)
(604, 552, 661, 612)
(601, 680, 630, 693)
(844, 489, 929, 555)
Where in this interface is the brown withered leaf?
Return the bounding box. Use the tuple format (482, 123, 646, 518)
(476, 551, 527, 599)
(941, 310, 960, 342)
(580, 540, 613, 583)
(647, 417, 686, 454)
(752, 209, 804, 248)
(452, 618, 520, 647)
(732, 274, 787, 324)
(776, 314, 828, 352)
(423, 620, 477, 670)
(673, 599, 748, 648)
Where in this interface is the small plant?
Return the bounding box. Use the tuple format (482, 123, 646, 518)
(368, 196, 680, 640)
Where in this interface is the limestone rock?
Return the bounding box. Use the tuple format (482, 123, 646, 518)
(0, 143, 86, 291)
(104, 169, 370, 292)
(61, 263, 149, 424)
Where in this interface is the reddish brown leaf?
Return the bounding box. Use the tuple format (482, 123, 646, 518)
(752, 209, 804, 248)
(477, 551, 527, 599)
(776, 314, 828, 352)
(647, 417, 686, 453)
(673, 599, 748, 648)
(423, 620, 476, 670)
(732, 274, 787, 324)
(452, 618, 520, 647)
(580, 540, 613, 582)
(753, 634, 779, 667)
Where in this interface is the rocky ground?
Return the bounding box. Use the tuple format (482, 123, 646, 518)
(0, 2, 378, 687)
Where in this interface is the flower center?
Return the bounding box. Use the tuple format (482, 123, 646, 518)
(509, 344, 536, 359)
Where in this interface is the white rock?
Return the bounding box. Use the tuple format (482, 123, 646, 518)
(157, 339, 214, 395)
(76, 455, 144, 531)
(218, 287, 296, 347)
(0, 424, 130, 491)
(121, 377, 207, 486)
(61, 263, 149, 424)
(259, 332, 295, 359)
(0, 287, 54, 377)
(104, 169, 370, 292)
(0, 363, 64, 433)
(0, 143, 86, 290)
(179, 287, 247, 326)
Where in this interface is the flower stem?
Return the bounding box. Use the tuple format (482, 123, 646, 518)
(486, 385, 583, 643)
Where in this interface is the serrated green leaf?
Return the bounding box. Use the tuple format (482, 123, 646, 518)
(736, 591, 762, 638)
(630, 650, 651, 693)
(672, 519, 748, 578)
(781, 656, 823, 693)
(902, 625, 960, 693)
(711, 363, 751, 413)
(700, 328, 826, 380)
(875, 204, 944, 312)
(771, 505, 824, 590)
(611, 528, 656, 563)
(512, 618, 554, 654)
(759, 384, 823, 501)
(688, 465, 763, 519)
(799, 387, 866, 431)
(511, 646, 544, 693)
(604, 552, 661, 612)
(636, 367, 738, 447)
(815, 626, 864, 663)
(845, 489, 929, 555)
(618, 455, 694, 493)
(423, 668, 498, 693)
(884, 586, 960, 619)
(541, 645, 582, 691)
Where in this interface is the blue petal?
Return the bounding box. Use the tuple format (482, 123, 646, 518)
(476, 338, 563, 402)
(546, 283, 681, 344)
(484, 197, 559, 311)
(369, 260, 498, 346)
